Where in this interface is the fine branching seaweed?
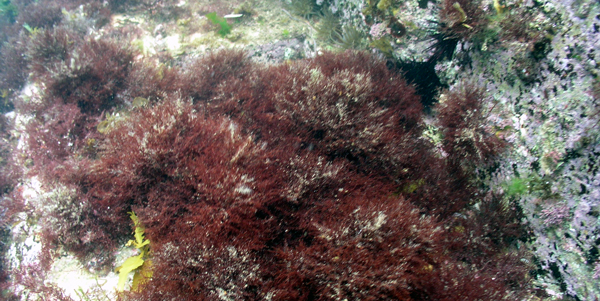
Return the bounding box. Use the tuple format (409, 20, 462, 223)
(5, 46, 531, 300)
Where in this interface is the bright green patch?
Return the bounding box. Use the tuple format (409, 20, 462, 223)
(206, 12, 231, 37)
(504, 177, 528, 197)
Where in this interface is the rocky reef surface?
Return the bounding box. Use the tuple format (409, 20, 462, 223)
(0, 0, 598, 300)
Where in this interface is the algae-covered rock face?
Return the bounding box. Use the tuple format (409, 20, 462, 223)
(0, 0, 598, 300)
(49, 49, 526, 300)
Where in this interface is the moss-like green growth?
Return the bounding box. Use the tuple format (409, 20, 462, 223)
(504, 173, 559, 200)
(505, 177, 528, 197)
(206, 12, 231, 37)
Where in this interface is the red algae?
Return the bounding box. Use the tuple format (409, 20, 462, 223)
(10, 49, 529, 300)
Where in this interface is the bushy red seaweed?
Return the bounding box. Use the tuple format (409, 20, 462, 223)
(14, 49, 529, 300)
(436, 82, 507, 168)
(16, 32, 139, 184)
(44, 38, 134, 114)
(26, 27, 80, 82)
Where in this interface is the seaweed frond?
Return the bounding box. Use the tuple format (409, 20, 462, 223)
(115, 212, 153, 292)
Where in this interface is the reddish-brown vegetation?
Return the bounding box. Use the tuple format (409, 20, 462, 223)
(429, 0, 489, 62)
(436, 82, 507, 168)
(43, 38, 134, 114)
(7, 47, 527, 300)
(17, 31, 137, 183)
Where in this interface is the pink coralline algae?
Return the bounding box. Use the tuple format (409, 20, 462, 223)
(369, 22, 390, 39)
